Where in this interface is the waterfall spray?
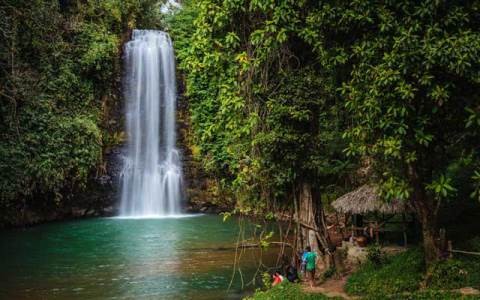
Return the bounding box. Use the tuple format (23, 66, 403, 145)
(120, 30, 182, 217)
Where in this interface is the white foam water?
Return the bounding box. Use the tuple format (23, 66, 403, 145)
(120, 30, 183, 217)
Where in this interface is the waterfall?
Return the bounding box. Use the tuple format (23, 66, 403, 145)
(161, 0, 181, 14)
(120, 30, 182, 217)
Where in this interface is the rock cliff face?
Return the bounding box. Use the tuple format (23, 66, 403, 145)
(1, 48, 227, 228)
(3, 87, 125, 228)
(1, 34, 127, 228)
(176, 75, 229, 214)
(3, 151, 122, 228)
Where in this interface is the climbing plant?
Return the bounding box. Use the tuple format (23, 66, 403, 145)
(0, 0, 163, 224)
(169, 0, 480, 267)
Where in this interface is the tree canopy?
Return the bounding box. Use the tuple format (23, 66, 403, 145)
(168, 0, 480, 265)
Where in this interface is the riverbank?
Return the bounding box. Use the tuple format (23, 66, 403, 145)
(248, 282, 480, 300)
(247, 244, 480, 300)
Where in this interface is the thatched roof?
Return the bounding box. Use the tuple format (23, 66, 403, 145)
(332, 185, 407, 214)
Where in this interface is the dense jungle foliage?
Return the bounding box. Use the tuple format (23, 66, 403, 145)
(167, 0, 480, 266)
(2, 0, 480, 278)
(0, 0, 162, 224)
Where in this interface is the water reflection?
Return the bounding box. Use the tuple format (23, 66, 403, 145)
(0, 215, 277, 299)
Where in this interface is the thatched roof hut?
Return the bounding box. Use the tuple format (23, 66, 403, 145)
(332, 185, 407, 215)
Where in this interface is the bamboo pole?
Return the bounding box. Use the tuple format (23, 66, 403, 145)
(448, 249, 480, 256)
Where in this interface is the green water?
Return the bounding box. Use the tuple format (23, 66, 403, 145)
(0, 215, 272, 299)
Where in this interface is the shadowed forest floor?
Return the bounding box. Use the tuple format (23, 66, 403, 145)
(303, 277, 354, 299)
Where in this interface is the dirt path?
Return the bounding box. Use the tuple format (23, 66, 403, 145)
(302, 276, 357, 299)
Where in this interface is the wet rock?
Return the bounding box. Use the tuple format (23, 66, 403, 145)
(97, 175, 111, 186)
(457, 287, 480, 295)
(84, 209, 96, 217)
(339, 241, 368, 265)
(102, 206, 117, 216)
(72, 208, 87, 217)
(103, 206, 114, 214)
(23, 211, 43, 225)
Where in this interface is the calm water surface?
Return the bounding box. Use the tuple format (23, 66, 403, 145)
(0, 215, 273, 299)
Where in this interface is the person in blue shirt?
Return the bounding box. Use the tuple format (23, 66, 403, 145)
(304, 246, 317, 287)
(300, 248, 308, 275)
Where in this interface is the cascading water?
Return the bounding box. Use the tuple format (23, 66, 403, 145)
(120, 30, 182, 217)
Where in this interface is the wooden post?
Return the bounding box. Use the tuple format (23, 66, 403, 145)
(448, 240, 453, 259)
(439, 228, 446, 252)
(351, 214, 355, 238)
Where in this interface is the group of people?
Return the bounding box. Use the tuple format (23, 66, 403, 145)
(271, 246, 317, 288)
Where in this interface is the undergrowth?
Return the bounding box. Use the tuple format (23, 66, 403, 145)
(248, 239, 480, 300)
(346, 241, 480, 298)
(365, 289, 478, 300)
(345, 248, 424, 296)
(245, 282, 336, 300)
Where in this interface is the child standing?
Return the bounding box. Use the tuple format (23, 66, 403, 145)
(304, 246, 317, 287)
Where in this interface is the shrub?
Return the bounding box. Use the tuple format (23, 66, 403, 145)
(322, 267, 336, 280)
(366, 243, 385, 266)
(466, 237, 480, 251)
(456, 237, 480, 289)
(345, 248, 424, 296)
(261, 272, 272, 289)
(365, 289, 475, 300)
(428, 259, 469, 289)
(245, 282, 335, 300)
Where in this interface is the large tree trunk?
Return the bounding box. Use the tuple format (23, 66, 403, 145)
(298, 182, 320, 252)
(295, 181, 333, 269)
(409, 164, 442, 267)
(417, 200, 441, 267)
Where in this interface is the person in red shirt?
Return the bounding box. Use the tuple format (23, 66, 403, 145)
(272, 271, 284, 286)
